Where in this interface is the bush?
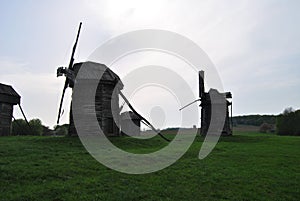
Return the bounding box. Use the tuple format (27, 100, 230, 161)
(259, 123, 273, 133)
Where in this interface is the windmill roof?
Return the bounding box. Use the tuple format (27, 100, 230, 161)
(0, 83, 20, 97)
(121, 111, 141, 120)
(0, 83, 21, 104)
(73, 61, 123, 88)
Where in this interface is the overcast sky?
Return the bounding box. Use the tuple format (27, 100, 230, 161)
(1, 0, 299, 129)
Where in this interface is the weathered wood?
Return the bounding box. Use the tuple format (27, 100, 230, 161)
(199, 70, 205, 98)
(0, 83, 20, 136)
(120, 111, 141, 136)
(69, 62, 123, 137)
(198, 71, 232, 136)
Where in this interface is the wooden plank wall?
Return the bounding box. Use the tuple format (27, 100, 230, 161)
(0, 103, 13, 136)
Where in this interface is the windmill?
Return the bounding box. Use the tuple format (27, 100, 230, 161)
(55, 23, 124, 137)
(55, 23, 170, 141)
(0, 83, 32, 135)
(180, 71, 233, 136)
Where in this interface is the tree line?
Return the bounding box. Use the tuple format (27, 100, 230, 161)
(232, 115, 276, 126)
(11, 119, 68, 136)
(233, 107, 300, 136)
(11, 107, 299, 136)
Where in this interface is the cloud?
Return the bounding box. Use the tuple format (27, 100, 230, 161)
(0, 67, 71, 128)
(0, 58, 29, 74)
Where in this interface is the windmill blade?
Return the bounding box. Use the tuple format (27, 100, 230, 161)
(68, 22, 82, 71)
(199, 70, 204, 98)
(56, 22, 82, 125)
(179, 99, 200, 111)
(57, 86, 67, 124)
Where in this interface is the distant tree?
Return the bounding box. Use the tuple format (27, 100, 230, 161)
(12, 119, 29, 135)
(42, 126, 54, 136)
(296, 110, 300, 136)
(29, 119, 43, 136)
(232, 115, 276, 126)
(283, 107, 294, 115)
(54, 124, 69, 136)
(12, 118, 43, 136)
(277, 108, 300, 136)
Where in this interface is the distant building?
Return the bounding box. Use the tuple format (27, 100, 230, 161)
(121, 111, 141, 136)
(0, 83, 20, 136)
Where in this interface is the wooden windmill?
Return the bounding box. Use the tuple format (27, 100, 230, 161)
(56, 22, 123, 137)
(55, 23, 170, 141)
(180, 71, 233, 136)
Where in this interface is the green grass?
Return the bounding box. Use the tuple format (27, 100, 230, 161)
(1, 132, 299, 201)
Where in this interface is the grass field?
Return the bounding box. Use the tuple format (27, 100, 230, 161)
(1, 131, 299, 201)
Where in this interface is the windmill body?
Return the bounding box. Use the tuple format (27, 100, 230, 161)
(198, 71, 232, 136)
(68, 61, 124, 136)
(0, 83, 20, 136)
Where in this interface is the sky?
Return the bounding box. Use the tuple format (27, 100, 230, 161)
(0, 0, 299, 129)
